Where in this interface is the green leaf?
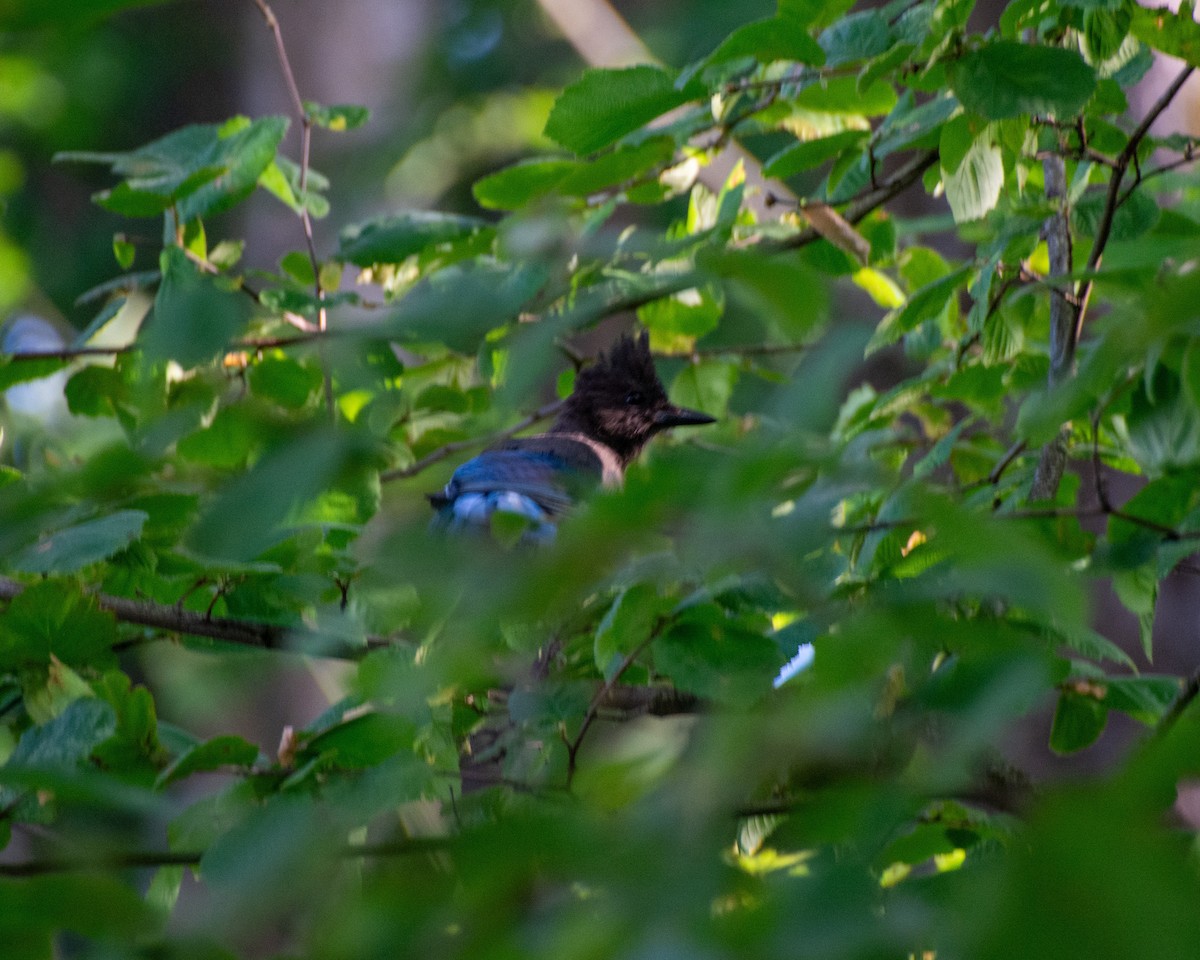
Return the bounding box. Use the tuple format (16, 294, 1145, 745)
(943, 128, 1003, 223)
(248, 355, 322, 409)
(8, 697, 117, 768)
(1072, 187, 1160, 242)
(186, 426, 375, 562)
(594, 584, 665, 681)
(638, 284, 724, 347)
(337, 211, 489, 267)
(1182, 337, 1200, 413)
(143, 245, 251, 367)
(1104, 675, 1180, 725)
(11, 510, 147, 575)
(176, 116, 289, 222)
(1112, 565, 1157, 660)
(63, 365, 123, 418)
(764, 130, 868, 178)
(112, 235, 135, 270)
(1049, 689, 1108, 753)
(1121, 366, 1200, 476)
(1083, 7, 1133, 62)
(303, 101, 370, 131)
(868, 264, 970, 351)
(702, 248, 827, 338)
(0, 356, 67, 392)
(279, 249, 315, 286)
(703, 16, 826, 70)
(949, 42, 1097, 120)
(1058, 624, 1136, 669)
(544, 66, 698, 155)
(670, 361, 738, 420)
(60, 116, 288, 222)
(304, 711, 415, 767)
(653, 609, 781, 706)
(0, 582, 117, 673)
(383, 262, 546, 354)
(819, 9, 893, 66)
(556, 137, 677, 197)
(0, 875, 153, 950)
(873, 91, 961, 158)
(177, 406, 265, 469)
(1131, 4, 1200, 65)
(779, 0, 858, 29)
(792, 76, 897, 115)
(156, 735, 260, 788)
(473, 158, 578, 210)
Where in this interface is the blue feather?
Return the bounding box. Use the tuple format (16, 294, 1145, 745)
(430, 437, 606, 542)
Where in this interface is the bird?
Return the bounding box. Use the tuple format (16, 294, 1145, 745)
(429, 331, 716, 542)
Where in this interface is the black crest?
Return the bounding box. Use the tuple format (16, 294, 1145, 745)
(551, 331, 714, 463)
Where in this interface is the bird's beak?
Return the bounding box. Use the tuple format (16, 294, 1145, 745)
(653, 405, 717, 430)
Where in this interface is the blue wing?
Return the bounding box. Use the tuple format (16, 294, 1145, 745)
(430, 437, 604, 542)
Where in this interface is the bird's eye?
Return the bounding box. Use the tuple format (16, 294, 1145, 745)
(624, 391, 645, 406)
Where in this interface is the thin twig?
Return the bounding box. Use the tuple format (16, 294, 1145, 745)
(565, 621, 665, 787)
(771, 149, 939, 253)
(381, 399, 565, 482)
(249, 0, 335, 418)
(1156, 666, 1200, 737)
(837, 504, 1198, 540)
(1079, 65, 1195, 301)
(987, 440, 1027, 486)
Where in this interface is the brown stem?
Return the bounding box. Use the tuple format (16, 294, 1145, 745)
(249, 0, 335, 418)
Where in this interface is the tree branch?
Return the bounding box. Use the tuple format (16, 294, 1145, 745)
(0, 576, 395, 660)
(770, 149, 939, 253)
(0, 835, 452, 877)
(1029, 66, 1194, 501)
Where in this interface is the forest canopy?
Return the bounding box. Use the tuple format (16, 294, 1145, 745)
(2, 0, 1200, 957)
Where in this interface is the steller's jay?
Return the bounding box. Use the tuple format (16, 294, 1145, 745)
(430, 331, 715, 541)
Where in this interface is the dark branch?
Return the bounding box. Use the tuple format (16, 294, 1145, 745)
(0, 576, 396, 660)
(772, 149, 939, 253)
(0, 835, 452, 877)
(1156, 665, 1200, 738)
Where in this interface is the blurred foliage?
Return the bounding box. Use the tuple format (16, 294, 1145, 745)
(2, 0, 1200, 958)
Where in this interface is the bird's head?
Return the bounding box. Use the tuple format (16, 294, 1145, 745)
(553, 331, 716, 462)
